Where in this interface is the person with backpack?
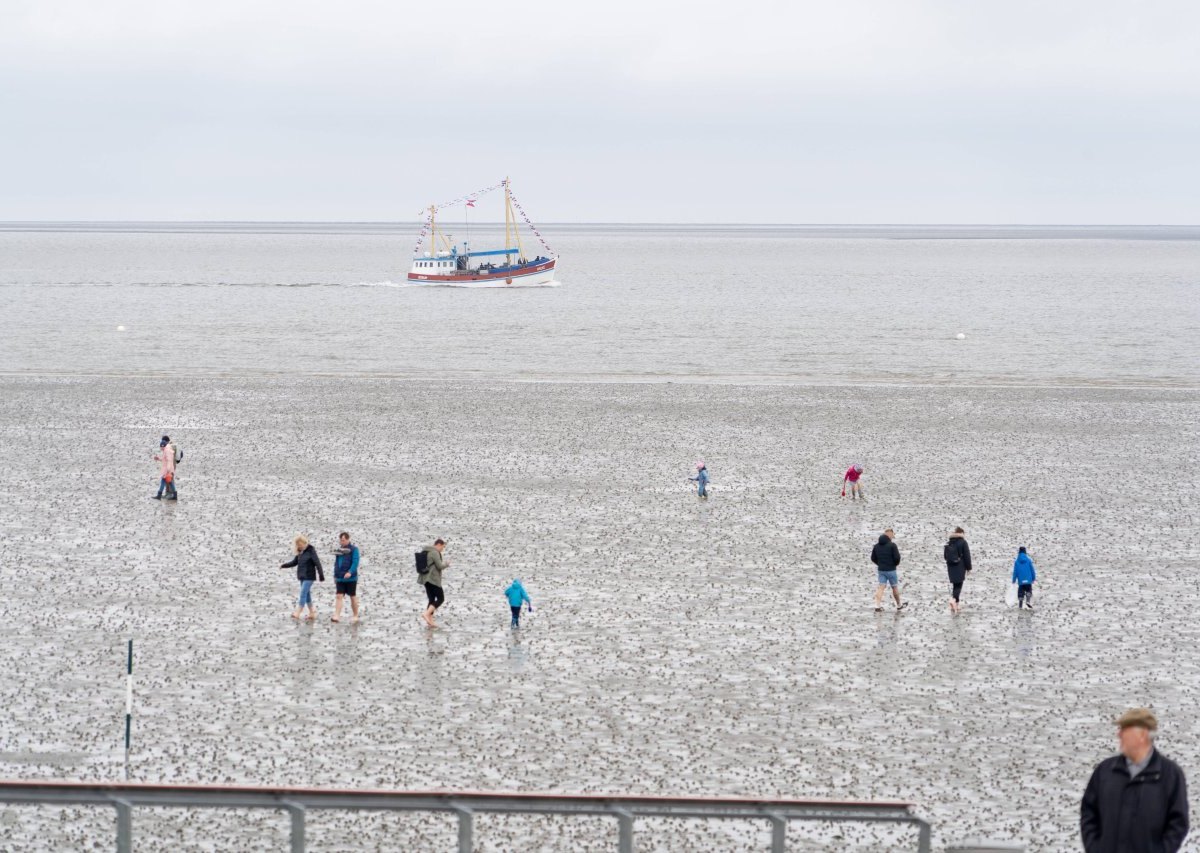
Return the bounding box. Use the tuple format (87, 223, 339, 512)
(331, 531, 360, 623)
(152, 435, 177, 501)
(504, 577, 533, 629)
(871, 528, 907, 612)
(944, 526, 973, 614)
(281, 535, 324, 621)
(418, 538, 449, 628)
(1012, 546, 1037, 610)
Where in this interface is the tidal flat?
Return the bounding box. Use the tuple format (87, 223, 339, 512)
(0, 377, 1197, 851)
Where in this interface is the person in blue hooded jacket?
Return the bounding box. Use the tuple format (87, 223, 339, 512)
(1012, 546, 1037, 610)
(504, 578, 533, 628)
(689, 461, 710, 500)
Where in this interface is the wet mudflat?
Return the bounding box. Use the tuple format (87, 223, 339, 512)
(0, 377, 1197, 851)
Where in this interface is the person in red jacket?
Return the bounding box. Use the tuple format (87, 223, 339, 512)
(842, 464, 864, 500)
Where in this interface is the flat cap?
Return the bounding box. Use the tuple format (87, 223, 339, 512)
(1115, 708, 1158, 731)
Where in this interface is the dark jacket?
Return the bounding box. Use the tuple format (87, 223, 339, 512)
(870, 535, 901, 572)
(281, 544, 324, 582)
(1081, 749, 1189, 853)
(944, 535, 972, 584)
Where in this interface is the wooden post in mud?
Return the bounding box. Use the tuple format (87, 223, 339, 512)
(124, 639, 133, 780)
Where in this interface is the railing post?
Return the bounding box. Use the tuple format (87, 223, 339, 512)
(283, 801, 305, 853)
(454, 805, 474, 852)
(114, 798, 132, 853)
(614, 807, 635, 853)
(916, 817, 932, 853)
(767, 812, 787, 853)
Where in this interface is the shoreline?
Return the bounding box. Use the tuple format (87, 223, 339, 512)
(1, 370, 1197, 392)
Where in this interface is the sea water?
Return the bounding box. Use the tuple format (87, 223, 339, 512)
(1, 223, 1197, 386)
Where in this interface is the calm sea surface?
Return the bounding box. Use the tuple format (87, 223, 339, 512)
(1, 223, 1197, 386)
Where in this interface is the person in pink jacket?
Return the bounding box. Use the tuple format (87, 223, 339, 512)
(153, 435, 177, 500)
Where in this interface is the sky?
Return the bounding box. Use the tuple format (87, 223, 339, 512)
(2, 0, 1198, 223)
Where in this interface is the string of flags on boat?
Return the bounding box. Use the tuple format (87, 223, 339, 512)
(415, 180, 506, 217)
(411, 179, 553, 257)
(507, 187, 554, 255)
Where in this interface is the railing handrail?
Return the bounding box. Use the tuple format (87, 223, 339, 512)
(0, 778, 917, 810)
(0, 779, 931, 852)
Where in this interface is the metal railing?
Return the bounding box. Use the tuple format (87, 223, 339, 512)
(0, 780, 931, 852)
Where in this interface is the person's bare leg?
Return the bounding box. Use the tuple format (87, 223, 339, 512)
(306, 604, 317, 621)
(350, 596, 359, 622)
(892, 587, 902, 606)
(333, 593, 344, 622)
(874, 585, 885, 610)
(422, 605, 436, 626)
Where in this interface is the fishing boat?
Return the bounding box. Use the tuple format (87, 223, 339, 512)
(408, 178, 557, 286)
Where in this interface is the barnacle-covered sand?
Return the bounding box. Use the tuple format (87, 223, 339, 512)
(0, 377, 1197, 851)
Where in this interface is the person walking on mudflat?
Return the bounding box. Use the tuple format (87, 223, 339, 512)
(331, 531, 360, 623)
(1081, 707, 1189, 853)
(281, 535, 324, 621)
(504, 577, 533, 629)
(153, 435, 177, 500)
(842, 464, 864, 500)
(1011, 546, 1037, 610)
(689, 461, 710, 500)
(944, 526, 972, 614)
(419, 538, 449, 628)
(871, 528, 907, 612)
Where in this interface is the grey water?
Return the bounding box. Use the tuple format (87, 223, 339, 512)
(2, 223, 1198, 386)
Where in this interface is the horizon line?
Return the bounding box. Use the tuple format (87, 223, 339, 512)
(1, 220, 1198, 228)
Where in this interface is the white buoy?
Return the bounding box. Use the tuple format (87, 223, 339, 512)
(956, 333, 966, 340)
(117, 325, 126, 332)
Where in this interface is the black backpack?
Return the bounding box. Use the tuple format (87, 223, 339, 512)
(944, 542, 961, 566)
(415, 550, 429, 575)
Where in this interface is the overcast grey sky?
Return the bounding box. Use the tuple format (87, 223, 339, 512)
(2, 0, 1198, 222)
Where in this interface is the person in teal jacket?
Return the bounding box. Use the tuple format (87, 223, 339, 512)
(505, 578, 533, 628)
(1012, 546, 1037, 610)
(332, 532, 360, 623)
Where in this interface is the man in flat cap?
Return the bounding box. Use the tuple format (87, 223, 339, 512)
(1081, 708, 1189, 852)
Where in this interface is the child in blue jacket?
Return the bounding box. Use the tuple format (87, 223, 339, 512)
(505, 578, 533, 628)
(689, 461, 710, 499)
(1012, 546, 1037, 610)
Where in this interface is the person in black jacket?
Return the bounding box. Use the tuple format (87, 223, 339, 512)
(1081, 707, 1189, 853)
(944, 526, 972, 614)
(281, 535, 324, 621)
(871, 529, 907, 612)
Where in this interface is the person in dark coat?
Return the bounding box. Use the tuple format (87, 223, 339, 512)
(944, 526, 972, 614)
(1081, 707, 1189, 853)
(870, 528, 906, 612)
(281, 535, 325, 621)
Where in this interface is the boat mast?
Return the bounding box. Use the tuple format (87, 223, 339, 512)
(503, 178, 513, 262)
(503, 178, 524, 262)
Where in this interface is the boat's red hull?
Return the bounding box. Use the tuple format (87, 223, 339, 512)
(407, 258, 556, 284)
